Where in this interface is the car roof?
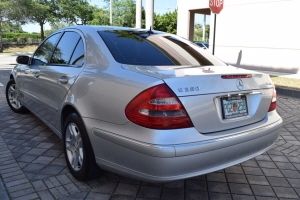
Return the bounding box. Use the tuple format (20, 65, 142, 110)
(61, 25, 166, 35)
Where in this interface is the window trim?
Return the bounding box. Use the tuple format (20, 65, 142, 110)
(68, 38, 82, 65)
(48, 31, 84, 67)
(31, 32, 63, 65)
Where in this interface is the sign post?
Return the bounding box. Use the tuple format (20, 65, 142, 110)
(209, 0, 224, 55)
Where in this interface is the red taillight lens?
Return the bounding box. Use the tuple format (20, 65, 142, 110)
(125, 84, 193, 129)
(268, 87, 277, 112)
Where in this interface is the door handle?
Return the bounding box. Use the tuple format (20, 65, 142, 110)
(58, 76, 69, 84)
(24, 69, 31, 74)
(34, 71, 40, 78)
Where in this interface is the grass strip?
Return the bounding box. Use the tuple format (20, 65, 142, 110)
(271, 76, 300, 90)
(0, 45, 37, 54)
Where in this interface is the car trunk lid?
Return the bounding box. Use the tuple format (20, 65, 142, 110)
(122, 65, 274, 133)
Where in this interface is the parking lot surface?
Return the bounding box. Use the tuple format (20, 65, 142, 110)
(1, 55, 300, 200)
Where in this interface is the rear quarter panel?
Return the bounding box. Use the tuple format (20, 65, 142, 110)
(66, 66, 163, 124)
(62, 27, 163, 125)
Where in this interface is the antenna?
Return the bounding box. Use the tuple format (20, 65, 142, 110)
(148, 26, 154, 35)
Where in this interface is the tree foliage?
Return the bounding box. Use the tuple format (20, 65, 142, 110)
(29, 0, 59, 40)
(28, 0, 98, 40)
(88, 8, 110, 26)
(0, 0, 32, 52)
(2, 22, 24, 33)
(154, 10, 177, 34)
(104, 0, 136, 27)
(58, 0, 96, 25)
(44, 22, 73, 37)
(0, 0, 180, 52)
(103, 0, 176, 33)
(194, 23, 210, 42)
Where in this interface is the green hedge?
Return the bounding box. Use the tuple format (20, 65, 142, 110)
(2, 32, 41, 39)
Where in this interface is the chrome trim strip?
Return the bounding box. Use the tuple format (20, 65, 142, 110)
(93, 128, 175, 158)
(215, 91, 262, 98)
(20, 89, 58, 113)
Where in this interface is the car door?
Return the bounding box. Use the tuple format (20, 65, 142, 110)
(20, 32, 62, 115)
(31, 30, 85, 131)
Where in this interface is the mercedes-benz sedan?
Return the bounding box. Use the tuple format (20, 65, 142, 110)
(6, 26, 282, 182)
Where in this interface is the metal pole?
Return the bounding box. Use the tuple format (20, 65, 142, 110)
(136, 0, 142, 28)
(146, 0, 154, 29)
(110, 0, 113, 26)
(212, 14, 216, 55)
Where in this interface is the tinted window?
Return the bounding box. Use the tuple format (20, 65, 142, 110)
(69, 39, 84, 66)
(98, 30, 174, 65)
(50, 32, 81, 64)
(164, 36, 212, 66)
(98, 30, 219, 66)
(33, 33, 61, 65)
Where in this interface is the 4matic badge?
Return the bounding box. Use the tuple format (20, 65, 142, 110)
(178, 86, 200, 92)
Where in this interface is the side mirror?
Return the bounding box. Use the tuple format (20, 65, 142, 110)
(16, 55, 30, 65)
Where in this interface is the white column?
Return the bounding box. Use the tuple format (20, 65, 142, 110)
(146, 0, 154, 29)
(136, 0, 142, 28)
(203, 15, 206, 42)
(110, 0, 113, 26)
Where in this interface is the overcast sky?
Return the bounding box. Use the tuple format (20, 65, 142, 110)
(22, 0, 209, 33)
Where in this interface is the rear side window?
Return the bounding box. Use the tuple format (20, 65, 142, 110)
(50, 32, 81, 64)
(98, 30, 174, 65)
(69, 39, 84, 66)
(33, 33, 61, 65)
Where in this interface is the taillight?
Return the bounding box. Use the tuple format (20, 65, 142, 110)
(125, 84, 193, 129)
(221, 75, 252, 79)
(268, 87, 277, 112)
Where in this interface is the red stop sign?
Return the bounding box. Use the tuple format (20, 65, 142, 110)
(209, 0, 224, 14)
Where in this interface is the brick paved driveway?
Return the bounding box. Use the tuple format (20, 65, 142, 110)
(1, 85, 300, 200)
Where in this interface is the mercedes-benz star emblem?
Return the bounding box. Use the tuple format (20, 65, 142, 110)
(236, 79, 244, 90)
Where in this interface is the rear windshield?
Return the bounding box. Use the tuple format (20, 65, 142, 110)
(98, 30, 220, 66)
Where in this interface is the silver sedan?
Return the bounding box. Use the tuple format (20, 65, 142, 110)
(6, 26, 282, 182)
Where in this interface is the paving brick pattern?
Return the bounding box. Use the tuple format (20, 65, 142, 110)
(1, 86, 300, 200)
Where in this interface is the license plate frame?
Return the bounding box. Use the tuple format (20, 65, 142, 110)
(221, 95, 248, 119)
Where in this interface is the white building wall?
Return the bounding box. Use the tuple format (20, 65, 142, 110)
(177, 0, 300, 73)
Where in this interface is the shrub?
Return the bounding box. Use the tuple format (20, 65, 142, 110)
(2, 38, 14, 44)
(2, 32, 41, 40)
(17, 37, 27, 44)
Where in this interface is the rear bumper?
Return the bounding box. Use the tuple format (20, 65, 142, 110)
(86, 112, 282, 182)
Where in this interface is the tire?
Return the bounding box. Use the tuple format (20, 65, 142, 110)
(6, 79, 28, 113)
(63, 113, 102, 181)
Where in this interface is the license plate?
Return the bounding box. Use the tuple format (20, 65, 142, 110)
(221, 95, 248, 119)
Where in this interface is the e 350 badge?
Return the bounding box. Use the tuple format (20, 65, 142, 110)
(178, 87, 200, 92)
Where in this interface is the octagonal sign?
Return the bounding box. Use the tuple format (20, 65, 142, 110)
(209, 0, 224, 14)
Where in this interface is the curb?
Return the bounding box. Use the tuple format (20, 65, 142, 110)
(276, 87, 300, 99)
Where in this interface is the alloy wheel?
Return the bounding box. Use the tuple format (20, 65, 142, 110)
(65, 123, 84, 171)
(7, 84, 21, 109)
